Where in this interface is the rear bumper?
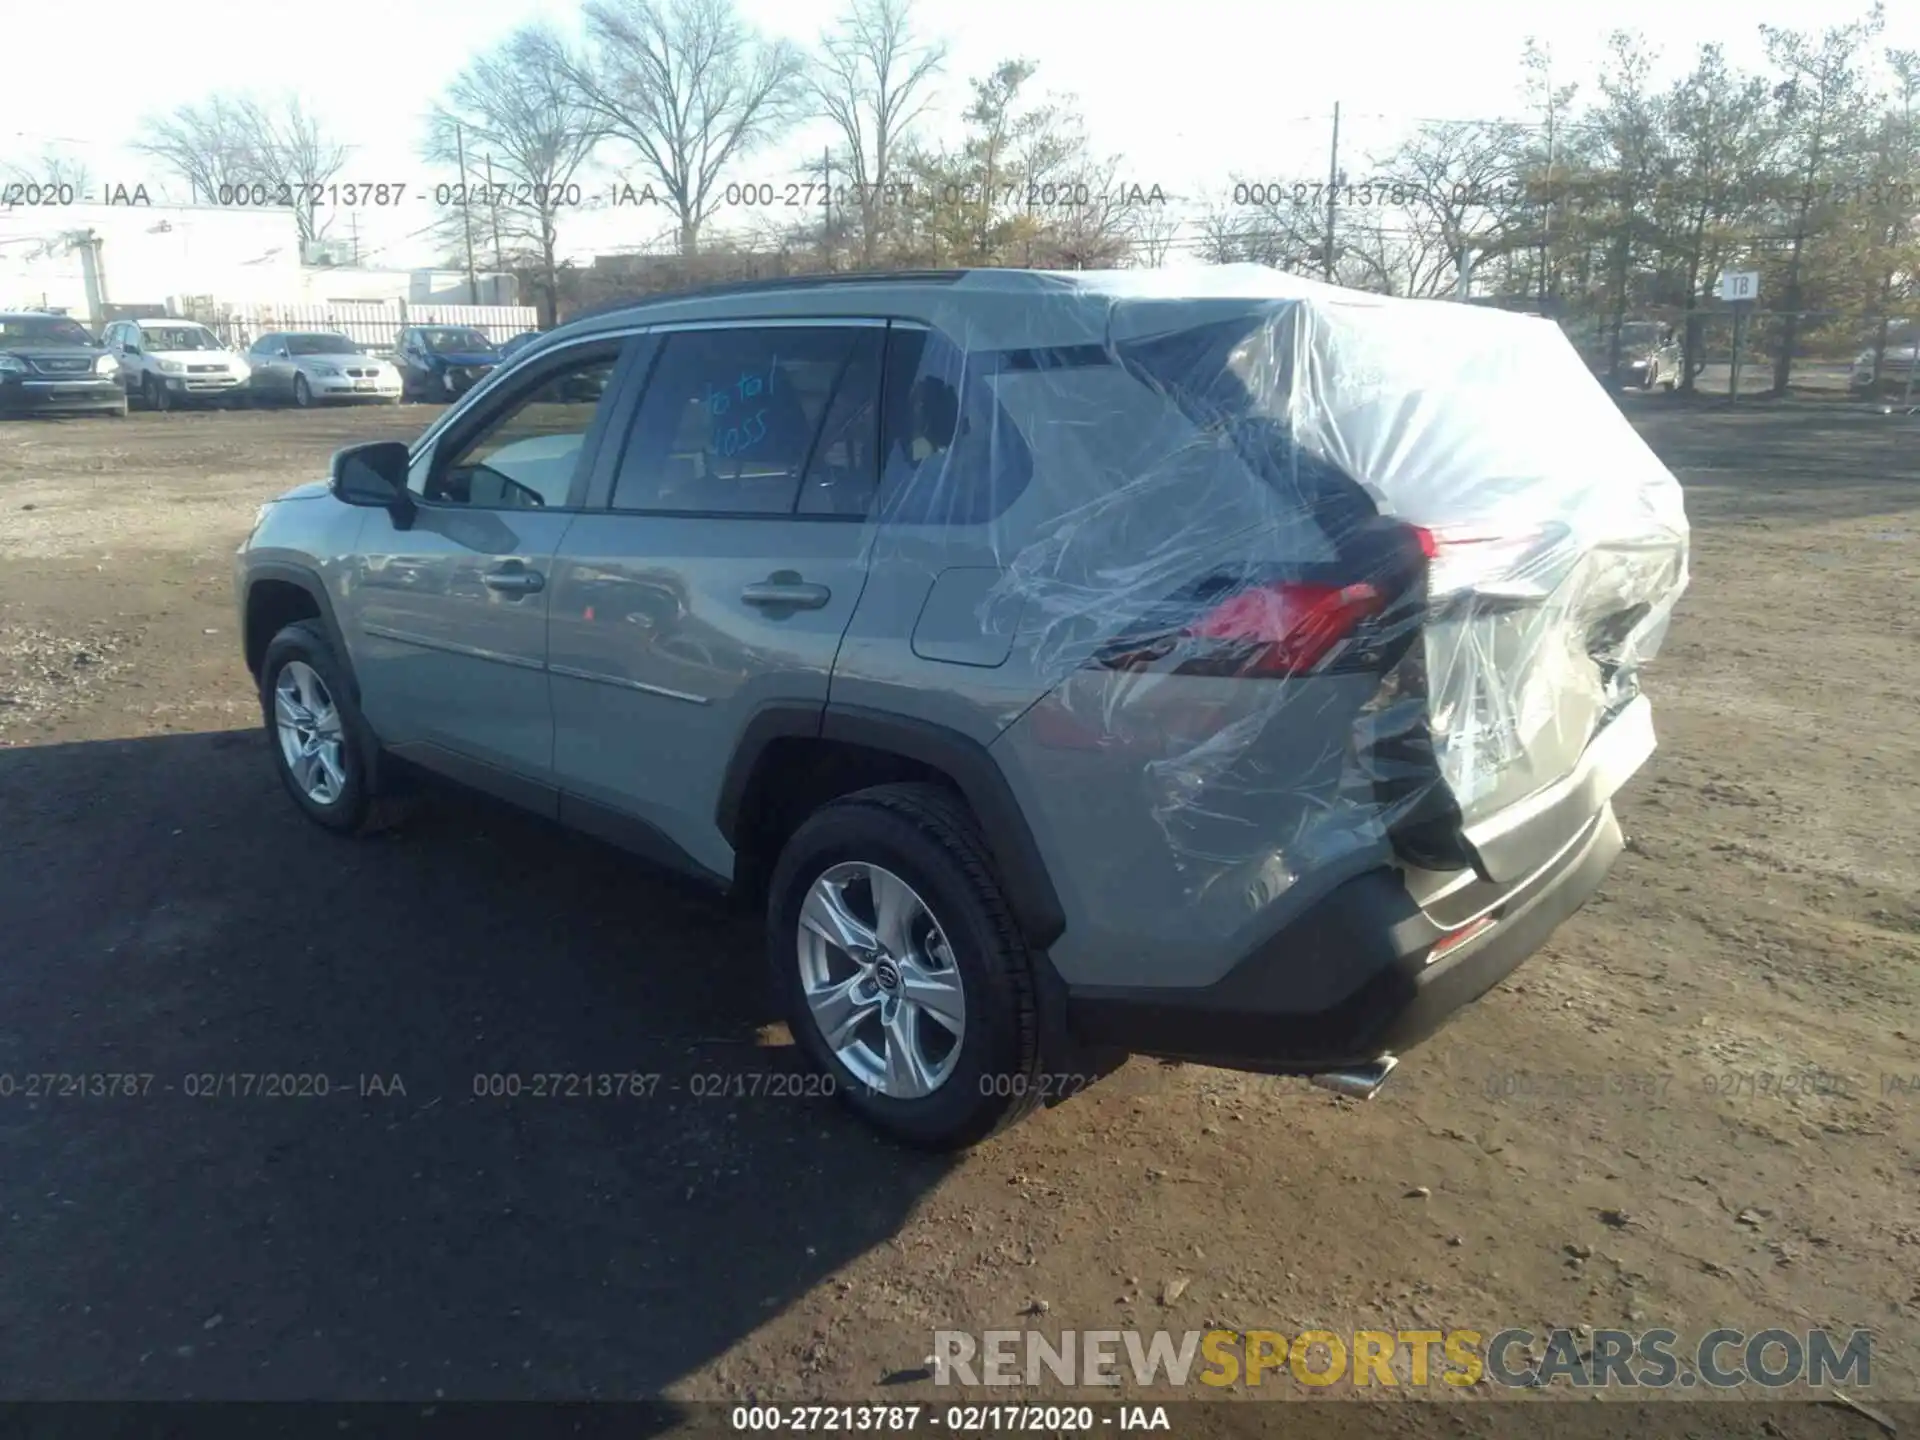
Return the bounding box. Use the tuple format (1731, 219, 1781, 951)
(1064, 796, 1625, 1074)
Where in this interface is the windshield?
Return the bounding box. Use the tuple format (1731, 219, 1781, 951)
(0, 315, 94, 346)
(1619, 323, 1663, 347)
(140, 326, 221, 352)
(287, 334, 362, 356)
(422, 328, 496, 354)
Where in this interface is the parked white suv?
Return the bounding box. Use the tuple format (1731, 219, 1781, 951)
(102, 318, 252, 410)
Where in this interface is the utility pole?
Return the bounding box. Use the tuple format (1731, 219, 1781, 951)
(484, 155, 504, 274)
(350, 210, 360, 265)
(1323, 101, 1340, 282)
(454, 122, 479, 304)
(1539, 57, 1555, 308)
(823, 146, 835, 270)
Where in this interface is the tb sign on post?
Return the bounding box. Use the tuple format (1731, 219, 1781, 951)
(1719, 271, 1761, 399)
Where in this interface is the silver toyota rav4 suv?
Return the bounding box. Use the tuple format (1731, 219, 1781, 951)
(236, 266, 1689, 1150)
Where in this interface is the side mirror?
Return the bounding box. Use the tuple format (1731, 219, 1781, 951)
(125, 342, 141, 356)
(331, 441, 414, 515)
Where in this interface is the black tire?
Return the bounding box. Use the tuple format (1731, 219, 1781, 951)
(148, 374, 171, 412)
(769, 782, 1045, 1151)
(257, 620, 409, 836)
(293, 374, 314, 408)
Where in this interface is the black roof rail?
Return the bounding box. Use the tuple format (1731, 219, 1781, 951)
(562, 267, 1070, 327)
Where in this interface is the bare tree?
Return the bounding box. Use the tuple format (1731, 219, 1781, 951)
(428, 26, 605, 324)
(1122, 200, 1181, 268)
(1223, 179, 1331, 275)
(3, 146, 93, 197)
(133, 93, 346, 243)
(814, 0, 945, 265)
(1383, 121, 1532, 297)
(245, 97, 350, 245)
(132, 97, 261, 204)
(565, 0, 805, 256)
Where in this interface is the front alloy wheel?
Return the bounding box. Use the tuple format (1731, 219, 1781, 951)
(798, 862, 967, 1099)
(273, 660, 346, 806)
(257, 619, 409, 835)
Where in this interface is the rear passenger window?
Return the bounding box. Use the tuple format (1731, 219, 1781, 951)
(878, 327, 1032, 526)
(612, 327, 875, 516)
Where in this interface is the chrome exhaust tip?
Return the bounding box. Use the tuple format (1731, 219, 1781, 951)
(1310, 1055, 1399, 1100)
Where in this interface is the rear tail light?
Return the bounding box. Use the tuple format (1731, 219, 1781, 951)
(1094, 576, 1389, 679)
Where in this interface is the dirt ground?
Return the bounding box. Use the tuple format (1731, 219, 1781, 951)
(0, 399, 1916, 1416)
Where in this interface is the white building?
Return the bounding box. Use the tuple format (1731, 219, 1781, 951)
(0, 204, 514, 324)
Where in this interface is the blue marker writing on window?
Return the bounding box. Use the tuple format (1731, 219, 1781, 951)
(704, 356, 777, 419)
(717, 409, 769, 457)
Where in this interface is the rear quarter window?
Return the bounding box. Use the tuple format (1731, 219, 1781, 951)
(876, 327, 1033, 528)
(982, 346, 1338, 562)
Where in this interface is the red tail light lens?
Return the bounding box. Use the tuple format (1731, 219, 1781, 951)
(1099, 578, 1387, 679)
(1191, 581, 1386, 676)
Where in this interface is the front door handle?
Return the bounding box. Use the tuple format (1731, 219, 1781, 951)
(483, 565, 545, 595)
(741, 578, 830, 610)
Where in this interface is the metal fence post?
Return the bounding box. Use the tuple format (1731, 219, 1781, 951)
(1727, 303, 1756, 403)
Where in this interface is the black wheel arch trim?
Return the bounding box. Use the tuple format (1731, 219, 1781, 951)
(242, 562, 357, 699)
(716, 701, 1067, 950)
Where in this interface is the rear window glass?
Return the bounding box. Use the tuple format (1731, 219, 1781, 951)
(1119, 314, 1374, 546)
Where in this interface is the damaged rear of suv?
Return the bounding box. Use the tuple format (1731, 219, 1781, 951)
(236, 265, 1687, 1150)
(996, 275, 1688, 1095)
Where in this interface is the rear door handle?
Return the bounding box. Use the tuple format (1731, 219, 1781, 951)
(483, 566, 545, 595)
(741, 579, 831, 610)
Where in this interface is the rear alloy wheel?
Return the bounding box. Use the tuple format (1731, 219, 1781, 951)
(770, 783, 1047, 1150)
(798, 861, 969, 1099)
(293, 374, 314, 408)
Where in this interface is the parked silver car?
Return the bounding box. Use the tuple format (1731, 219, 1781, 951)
(234, 267, 1689, 1149)
(246, 331, 402, 407)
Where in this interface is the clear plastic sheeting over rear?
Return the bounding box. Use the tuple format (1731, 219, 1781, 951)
(894, 265, 1689, 940)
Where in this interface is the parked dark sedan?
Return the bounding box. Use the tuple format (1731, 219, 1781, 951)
(394, 325, 503, 402)
(499, 330, 541, 360)
(0, 312, 128, 418)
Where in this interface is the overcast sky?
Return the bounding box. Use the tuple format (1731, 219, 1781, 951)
(3, 0, 1911, 269)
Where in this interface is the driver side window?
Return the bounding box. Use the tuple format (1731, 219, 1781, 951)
(418, 344, 623, 509)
